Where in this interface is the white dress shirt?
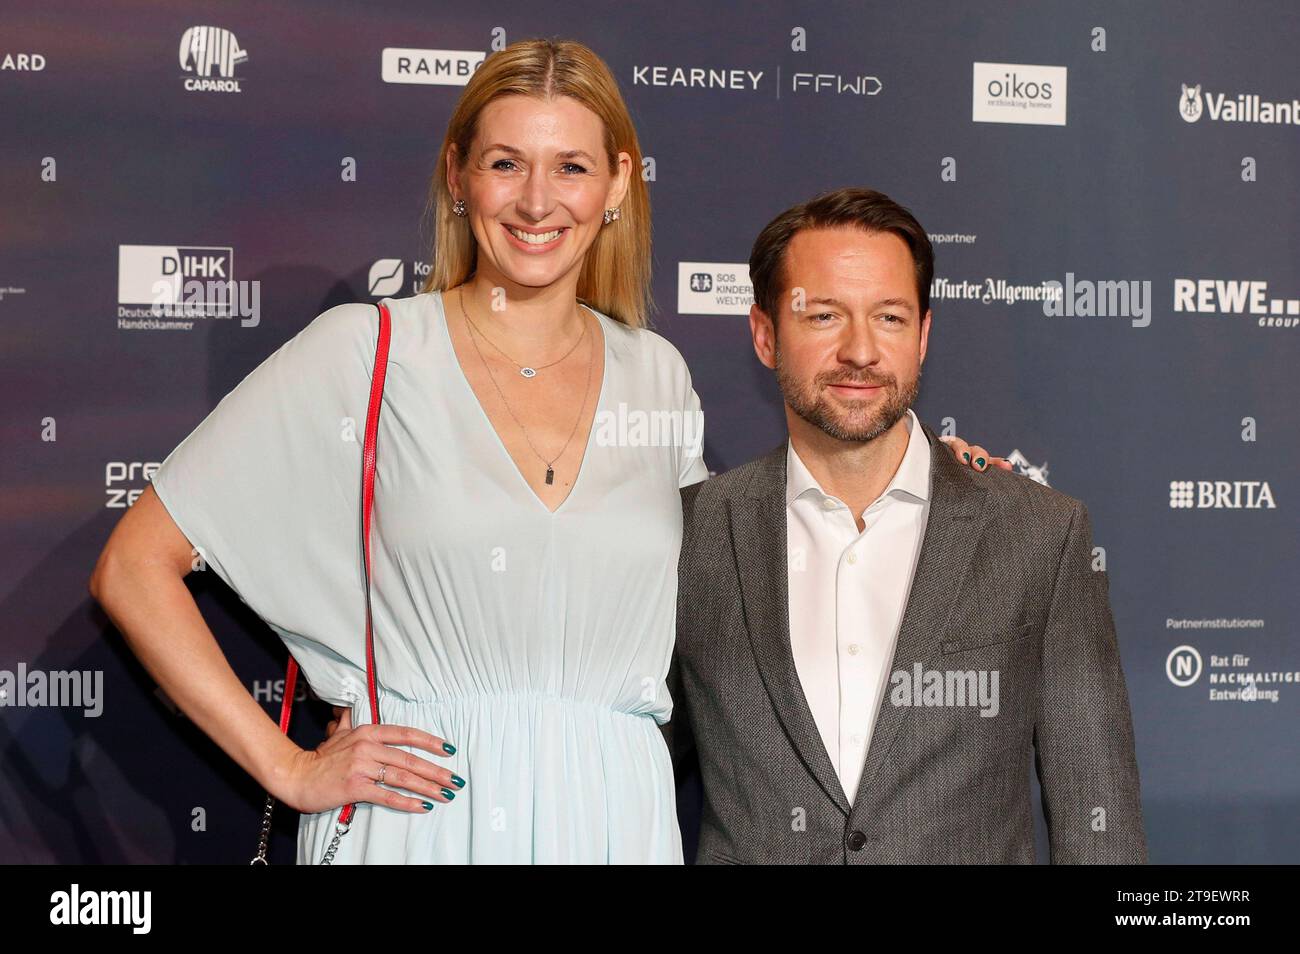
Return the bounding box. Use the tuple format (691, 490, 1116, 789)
(785, 408, 932, 804)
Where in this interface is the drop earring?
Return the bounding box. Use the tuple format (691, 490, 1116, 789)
(453, 199, 467, 217)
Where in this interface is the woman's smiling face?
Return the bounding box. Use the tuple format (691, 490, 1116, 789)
(449, 94, 631, 291)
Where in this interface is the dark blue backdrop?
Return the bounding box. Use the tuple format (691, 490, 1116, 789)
(2, 0, 1297, 863)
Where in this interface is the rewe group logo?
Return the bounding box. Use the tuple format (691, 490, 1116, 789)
(1174, 278, 1298, 329)
(179, 26, 247, 92)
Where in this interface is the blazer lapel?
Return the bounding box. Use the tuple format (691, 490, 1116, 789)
(849, 421, 991, 808)
(728, 441, 852, 817)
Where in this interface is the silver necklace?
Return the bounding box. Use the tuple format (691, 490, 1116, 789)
(458, 288, 587, 378)
(459, 289, 596, 486)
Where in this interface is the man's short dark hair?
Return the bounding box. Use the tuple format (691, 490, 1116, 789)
(748, 187, 934, 325)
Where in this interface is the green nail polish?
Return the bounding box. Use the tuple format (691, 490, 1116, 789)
(450, 774, 466, 788)
(421, 801, 435, 811)
(441, 788, 456, 800)
(962, 452, 971, 462)
(975, 457, 986, 469)
(442, 743, 456, 755)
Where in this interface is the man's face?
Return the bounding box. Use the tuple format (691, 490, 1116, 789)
(749, 226, 931, 443)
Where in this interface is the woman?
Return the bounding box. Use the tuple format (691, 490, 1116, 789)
(89, 38, 1004, 863)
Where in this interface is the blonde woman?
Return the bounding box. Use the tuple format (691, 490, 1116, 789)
(90, 38, 1001, 864)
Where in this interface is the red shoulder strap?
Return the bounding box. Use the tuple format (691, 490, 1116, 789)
(276, 300, 391, 773)
(253, 301, 392, 863)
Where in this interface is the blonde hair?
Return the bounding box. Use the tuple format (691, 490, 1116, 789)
(419, 38, 653, 328)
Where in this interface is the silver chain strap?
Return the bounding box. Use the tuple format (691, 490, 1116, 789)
(248, 792, 275, 864)
(250, 793, 353, 865)
(320, 819, 351, 865)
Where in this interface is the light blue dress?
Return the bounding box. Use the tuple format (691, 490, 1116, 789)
(151, 289, 708, 863)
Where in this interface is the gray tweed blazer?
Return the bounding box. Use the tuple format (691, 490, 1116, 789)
(667, 420, 1147, 864)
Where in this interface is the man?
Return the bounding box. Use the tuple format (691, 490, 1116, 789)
(668, 187, 1146, 864)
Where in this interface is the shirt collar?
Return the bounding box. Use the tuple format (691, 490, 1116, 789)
(785, 408, 932, 508)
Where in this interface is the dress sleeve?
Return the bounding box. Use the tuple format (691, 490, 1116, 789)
(678, 377, 708, 488)
(150, 301, 385, 697)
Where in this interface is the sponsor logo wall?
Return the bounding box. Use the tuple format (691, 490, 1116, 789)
(2, 2, 1296, 863)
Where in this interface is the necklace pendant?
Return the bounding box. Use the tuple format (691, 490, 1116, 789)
(545, 465, 555, 485)
(520, 367, 537, 379)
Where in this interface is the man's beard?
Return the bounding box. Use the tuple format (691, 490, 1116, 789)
(774, 346, 920, 443)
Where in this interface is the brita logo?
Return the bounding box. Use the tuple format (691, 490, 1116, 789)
(1168, 480, 1276, 509)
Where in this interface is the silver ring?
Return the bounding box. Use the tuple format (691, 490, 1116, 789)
(376, 764, 387, 786)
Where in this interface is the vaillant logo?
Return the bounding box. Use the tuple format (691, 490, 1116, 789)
(179, 26, 247, 92)
(1178, 81, 1300, 125)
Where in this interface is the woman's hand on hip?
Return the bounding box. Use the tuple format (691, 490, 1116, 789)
(279, 708, 464, 814)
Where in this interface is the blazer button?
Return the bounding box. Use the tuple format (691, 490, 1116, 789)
(846, 830, 867, 851)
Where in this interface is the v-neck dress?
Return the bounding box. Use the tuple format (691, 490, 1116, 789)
(150, 289, 708, 863)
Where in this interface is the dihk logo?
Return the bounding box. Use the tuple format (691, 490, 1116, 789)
(118, 245, 232, 304)
(1169, 480, 1276, 509)
(1179, 83, 1203, 122)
